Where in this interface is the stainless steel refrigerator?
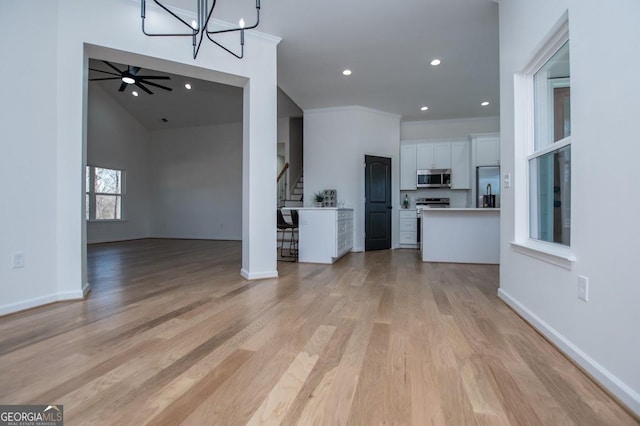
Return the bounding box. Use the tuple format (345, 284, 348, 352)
(477, 166, 500, 208)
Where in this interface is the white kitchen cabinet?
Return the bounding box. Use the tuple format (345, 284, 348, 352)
(474, 133, 500, 166)
(416, 143, 451, 170)
(451, 141, 471, 189)
(399, 209, 417, 247)
(298, 208, 353, 264)
(400, 144, 417, 190)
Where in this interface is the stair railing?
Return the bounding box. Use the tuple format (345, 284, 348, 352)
(277, 162, 289, 183)
(277, 162, 289, 206)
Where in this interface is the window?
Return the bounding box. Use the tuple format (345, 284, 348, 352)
(86, 166, 124, 220)
(529, 41, 571, 246)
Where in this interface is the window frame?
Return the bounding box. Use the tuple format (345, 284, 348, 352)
(510, 16, 576, 269)
(85, 165, 125, 222)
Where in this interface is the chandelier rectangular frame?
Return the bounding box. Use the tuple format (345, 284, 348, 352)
(140, 0, 261, 59)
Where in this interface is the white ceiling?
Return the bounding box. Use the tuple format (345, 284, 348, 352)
(89, 59, 243, 130)
(91, 0, 499, 128)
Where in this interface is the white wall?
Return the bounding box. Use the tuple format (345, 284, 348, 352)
(401, 117, 499, 140)
(304, 107, 401, 251)
(150, 123, 243, 240)
(0, 1, 61, 314)
(498, 0, 640, 414)
(87, 85, 151, 244)
(0, 0, 279, 314)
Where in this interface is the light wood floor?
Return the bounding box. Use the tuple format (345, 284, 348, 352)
(0, 239, 636, 425)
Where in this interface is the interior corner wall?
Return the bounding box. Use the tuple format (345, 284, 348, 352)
(400, 117, 500, 140)
(87, 84, 151, 244)
(149, 123, 243, 240)
(304, 107, 401, 251)
(498, 0, 640, 414)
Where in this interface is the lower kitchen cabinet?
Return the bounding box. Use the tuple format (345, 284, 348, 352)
(298, 208, 353, 263)
(399, 209, 417, 247)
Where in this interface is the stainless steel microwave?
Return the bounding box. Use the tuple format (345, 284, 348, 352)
(417, 169, 452, 188)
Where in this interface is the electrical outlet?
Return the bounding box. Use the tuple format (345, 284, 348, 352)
(11, 252, 25, 269)
(578, 275, 589, 302)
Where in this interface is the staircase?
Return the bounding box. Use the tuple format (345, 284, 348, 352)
(284, 175, 304, 206)
(277, 171, 303, 258)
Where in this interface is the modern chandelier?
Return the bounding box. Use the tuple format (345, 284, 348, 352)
(141, 0, 261, 60)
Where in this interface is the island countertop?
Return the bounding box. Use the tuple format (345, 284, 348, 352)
(421, 208, 500, 212)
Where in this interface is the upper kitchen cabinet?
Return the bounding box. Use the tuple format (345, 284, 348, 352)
(400, 144, 417, 190)
(417, 143, 452, 169)
(451, 141, 471, 189)
(473, 133, 500, 166)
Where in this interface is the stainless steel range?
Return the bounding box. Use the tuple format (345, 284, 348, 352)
(415, 198, 450, 246)
(416, 197, 451, 209)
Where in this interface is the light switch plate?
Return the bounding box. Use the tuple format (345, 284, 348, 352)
(503, 173, 511, 188)
(12, 252, 25, 269)
(578, 275, 589, 302)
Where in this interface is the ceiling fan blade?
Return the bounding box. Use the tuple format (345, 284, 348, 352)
(89, 68, 121, 77)
(119, 82, 128, 92)
(130, 66, 141, 76)
(135, 82, 153, 95)
(141, 80, 173, 91)
(102, 61, 124, 75)
(89, 77, 122, 81)
(134, 75, 171, 80)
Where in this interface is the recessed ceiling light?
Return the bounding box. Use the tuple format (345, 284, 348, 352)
(342, 69, 352, 76)
(132, 91, 139, 97)
(420, 106, 429, 111)
(122, 76, 135, 84)
(185, 83, 192, 90)
(481, 101, 490, 106)
(430, 59, 441, 66)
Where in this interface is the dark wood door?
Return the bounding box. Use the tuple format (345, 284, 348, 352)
(365, 155, 392, 251)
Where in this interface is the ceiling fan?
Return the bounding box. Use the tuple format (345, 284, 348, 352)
(89, 61, 172, 95)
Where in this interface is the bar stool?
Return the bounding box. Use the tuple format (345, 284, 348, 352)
(277, 209, 298, 261)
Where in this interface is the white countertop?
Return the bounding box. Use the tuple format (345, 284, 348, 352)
(282, 207, 353, 211)
(421, 208, 500, 212)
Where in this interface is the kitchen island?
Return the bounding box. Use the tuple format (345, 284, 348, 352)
(282, 207, 353, 264)
(421, 208, 500, 264)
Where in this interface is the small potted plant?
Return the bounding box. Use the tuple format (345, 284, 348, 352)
(313, 191, 325, 207)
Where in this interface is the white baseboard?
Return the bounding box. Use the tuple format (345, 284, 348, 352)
(0, 288, 86, 317)
(0, 294, 58, 316)
(57, 289, 85, 300)
(240, 268, 278, 280)
(498, 289, 640, 416)
(82, 282, 91, 297)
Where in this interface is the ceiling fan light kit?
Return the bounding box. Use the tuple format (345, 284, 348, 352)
(89, 61, 173, 95)
(140, 0, 261, 60)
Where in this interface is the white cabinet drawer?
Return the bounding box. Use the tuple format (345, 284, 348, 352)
(400, 219, 417, 232)
(400, 231, 417, 244)
(337, 209, 353, 221)
(399, 210, 416, 219)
